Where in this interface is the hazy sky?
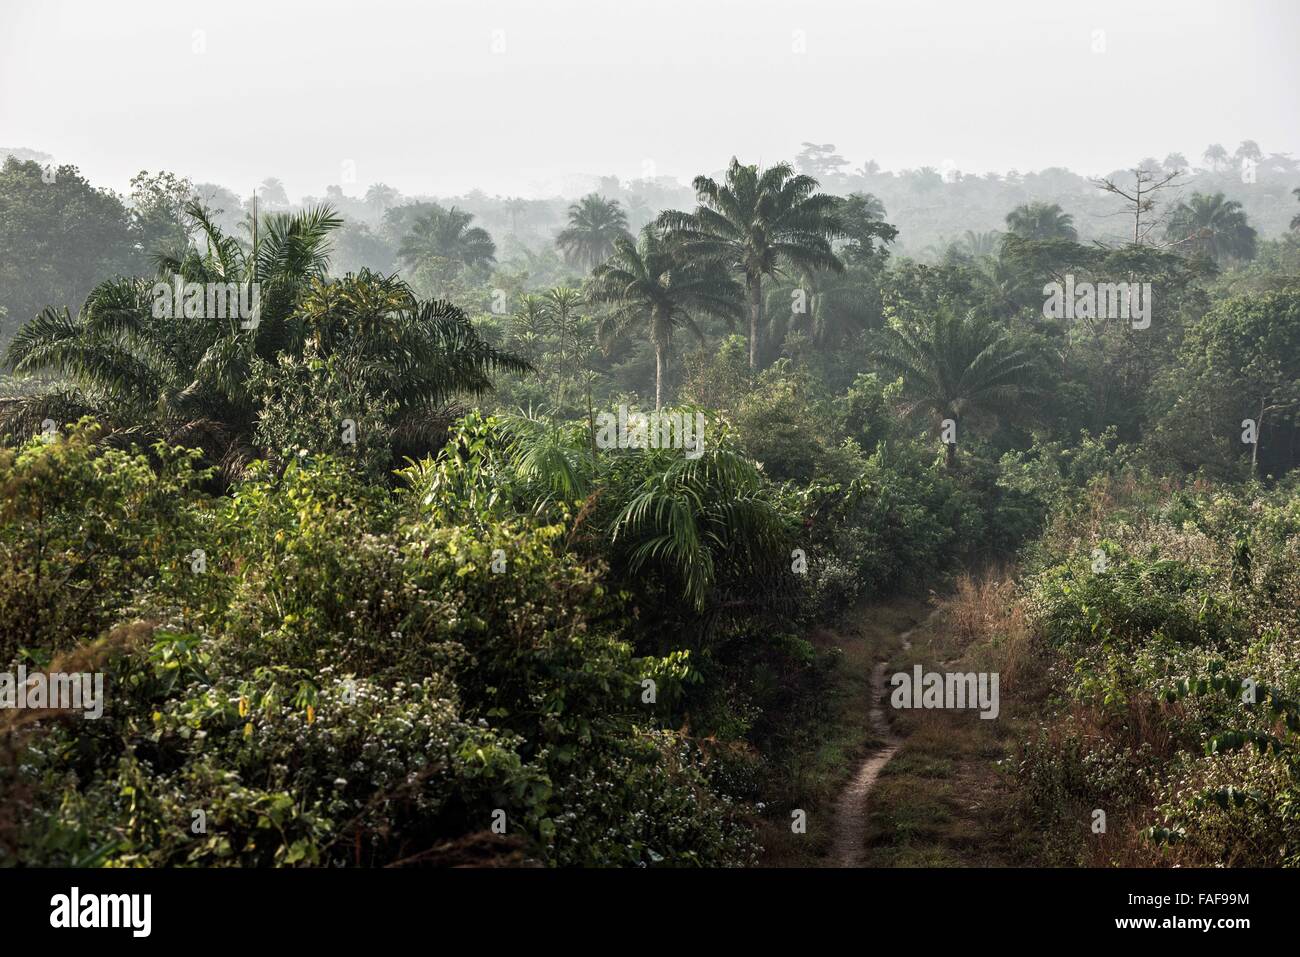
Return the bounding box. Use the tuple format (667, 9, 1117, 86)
(2, 0, 1297, 200)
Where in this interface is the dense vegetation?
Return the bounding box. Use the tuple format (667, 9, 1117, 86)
(1016, 474, 1300, 865)
(2, 140, 1299, 867)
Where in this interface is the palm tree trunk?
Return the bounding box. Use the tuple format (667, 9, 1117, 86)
(946, 440, 958, 470)
(655, 344, 664, 411)
(1253, 398, 1264, 475)
(748, 275, 762, 370)
(251, 191, 259, 281)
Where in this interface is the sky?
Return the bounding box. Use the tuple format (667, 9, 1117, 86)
(2, 0, 1297, 200)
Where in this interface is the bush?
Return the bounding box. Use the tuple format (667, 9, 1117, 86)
(0, 421, 212, 662)
(3, 444, 758, 867)
(1015, 479, 1300, 865)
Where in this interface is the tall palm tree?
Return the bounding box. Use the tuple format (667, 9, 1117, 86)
(364, 183, 400, 214)
(1233, 140, 1263, 166)
(1164, 192, 1257, 263)
(1202, 144, 1229, 172)
(503, 197, 529, 235)
(1004, 202, 1077, 242)
(259, 177, 290, 209)
(588, 226, 743, 408)
(658, 158, 842, 370)
(876, 307, 1038, 468)
(555, 194, 631, 272)
(397, 205, 496, 273)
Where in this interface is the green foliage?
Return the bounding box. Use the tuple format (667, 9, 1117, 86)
(8, 143, 1300, 872)
(3, 441, 757, 867)
(1019, 481, 1300, 864)
(1150, 290, 1300, 478)
(1005, 202, 1077, 242)
(0, 421, 212, 661)
(0, 159, 141, 344)
(589, 225, 742, 408)
(1165, 192, 1258, 264)
(875, 303, 1041, 466)
(3, 199, 527, 478)
(555, 194, 631, 273)
(658, 157, 843, 369)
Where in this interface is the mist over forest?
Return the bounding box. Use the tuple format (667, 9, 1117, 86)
(2, 2, 1299, 923)
(5, 136, 1298, 351)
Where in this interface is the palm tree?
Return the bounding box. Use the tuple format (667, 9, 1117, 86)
(970, 254, 1034, 316)
(959, 229, 1003, 259)
(406, 412, 789, 613)
(1202, 143, 1229, 172)
(542, 286, 589, 409)
(4, 202, 524, 476)
(775, 265, 879, 347)
(658, 158, 842, 370)
(588, 226, 743, 408)
(608, 446, 788, 611)
(507, 294, 550, 366)
(555, 194, 631, 272)
(876, 307, 1038, 468)
(1004, 202, 1077, 242)
(623, 195, 653, 232)
(503, 197, 529, 235)
(1164, 192, 1257, 263)
(259, 177, 290, 209)
(291, 271, 529, 455)
(1162, 153, 1190, 172)
(397, 205, 496, 273)
(4, 199, 341, 471)
(364, 183, 400, 214)
(1233, 140, 1263, 166)
(910, 167, 944, 194)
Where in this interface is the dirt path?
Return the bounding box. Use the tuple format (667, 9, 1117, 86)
(829, 613, 930, 868)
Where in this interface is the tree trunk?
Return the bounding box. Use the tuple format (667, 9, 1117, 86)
(945, 439, 958, 470)
(587, 380, 597, 459)
(748, 275, 762, 370)
(655, 344, 664, 411)
(1253, 397, 1264, 475)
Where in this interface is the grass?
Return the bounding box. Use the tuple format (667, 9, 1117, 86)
(758, 596, 930, 866)
(861, 568, 1041, 867)
(762, 568, 1051, 868)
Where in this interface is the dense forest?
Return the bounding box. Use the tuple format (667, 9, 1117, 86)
(2, 130, 1299, 870)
